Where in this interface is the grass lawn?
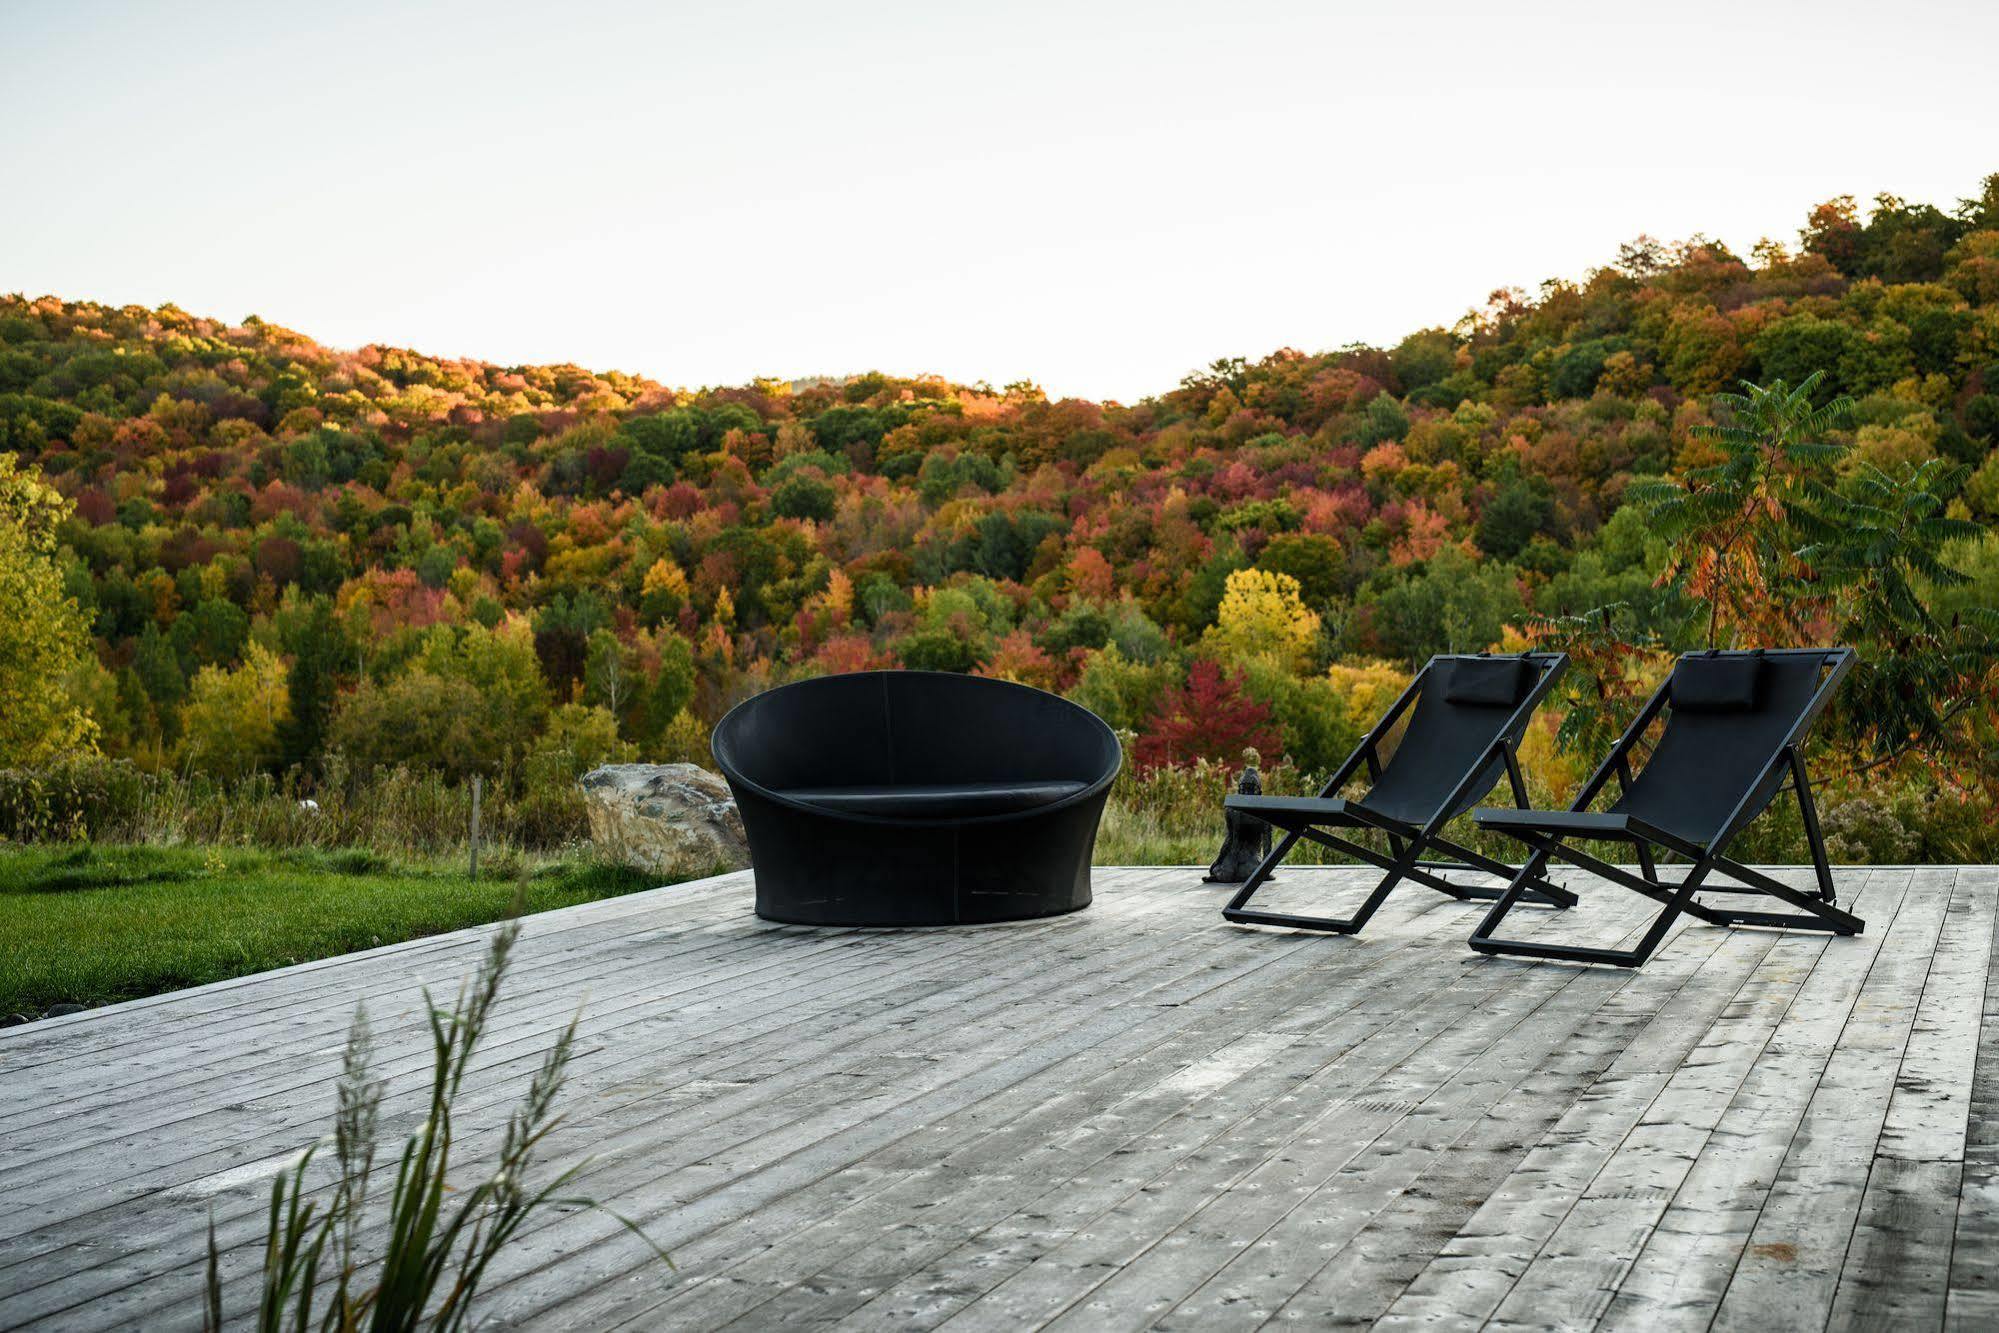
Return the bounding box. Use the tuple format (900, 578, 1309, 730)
(0, 844, 663, 1017)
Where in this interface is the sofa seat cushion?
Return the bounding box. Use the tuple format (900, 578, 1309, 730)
(781, 780, 1088, 820)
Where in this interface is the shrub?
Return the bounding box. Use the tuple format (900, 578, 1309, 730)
(327, 672, 499, 782)
(0, 755, 153, 842)
(1821, 798, 1921, 864)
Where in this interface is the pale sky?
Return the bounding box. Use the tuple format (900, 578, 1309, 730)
(5, 1, 1996, 403)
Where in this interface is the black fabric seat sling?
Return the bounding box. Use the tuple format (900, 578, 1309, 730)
(1469, 646, 1863, 968)
(1222, 651, 1575, 935)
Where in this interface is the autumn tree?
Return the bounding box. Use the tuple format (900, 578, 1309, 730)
(583, 629, 636, 724)
(1255, 533, 1345, 610)
(1795, 459, 1998, 773)
(0, 454, 97, 765)
(179, 642, 291, 777)
(638, 558, 690, 627)
(1066, 645, 1172, 734)
(1204, 568, 1321, 668)
(642, 633, 699, 742)
(1525, 603, 1672, 765)
(1582, 378, 1997, 778)
(1133, 659, 1280, 773)
(424, 621, 551, 760)
(328, 670, 499, 782)
(1358, 546, 1524, 664)
(1627, 373, 1850, 649)
(327, 620, 557, 777)
(526, 702, 634, 782)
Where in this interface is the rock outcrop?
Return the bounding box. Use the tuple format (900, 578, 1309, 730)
(579, 763, 749, 879)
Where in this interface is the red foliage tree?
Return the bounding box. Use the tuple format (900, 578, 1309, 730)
(1132, 659, 1280, 773)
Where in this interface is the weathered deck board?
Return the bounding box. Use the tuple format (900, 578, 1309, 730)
(0, 864, 1991, 1331)
(1707, 866, 1961, 1332)
(1595, 871, 1901, 1331)
(1949, 865, 1999, 1327)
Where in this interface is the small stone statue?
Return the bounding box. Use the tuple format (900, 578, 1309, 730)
(1204, 747, 1272, 884)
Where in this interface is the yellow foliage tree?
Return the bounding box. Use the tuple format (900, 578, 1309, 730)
(644, 558, 690, 598)
(0, 455, 98, 765)
(1205, 568, 1321, 668)
(816, 567, 855, 625)
(640, 557, 690, 624)
(1322, 658, 1410, 730)
(178, 642, 292, 777)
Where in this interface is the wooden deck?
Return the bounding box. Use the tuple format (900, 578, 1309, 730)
(1, 864, 1995, 1330)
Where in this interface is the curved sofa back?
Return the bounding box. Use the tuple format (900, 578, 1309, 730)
(713, 670, 1120, 796)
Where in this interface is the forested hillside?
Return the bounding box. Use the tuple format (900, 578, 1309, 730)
(3, 178, 1997, 856)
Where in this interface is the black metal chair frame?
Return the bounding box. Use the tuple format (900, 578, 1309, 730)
(1222, 652, 1577, 935)
(1468, 647, 1862, 968)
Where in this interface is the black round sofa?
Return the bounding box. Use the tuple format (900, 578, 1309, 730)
(711, 671, 1121, 926)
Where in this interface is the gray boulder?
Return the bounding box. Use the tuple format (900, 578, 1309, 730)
(579, 763, 750, 879)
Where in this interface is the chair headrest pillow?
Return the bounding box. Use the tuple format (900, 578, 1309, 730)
(1441, 655, 1530, 708)
(1669, 651, 1765, 713)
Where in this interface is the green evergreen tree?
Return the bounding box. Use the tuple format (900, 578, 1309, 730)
(277, 597, 349, 771)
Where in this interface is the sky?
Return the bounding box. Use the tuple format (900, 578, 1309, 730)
(5, 0, 1997, 403)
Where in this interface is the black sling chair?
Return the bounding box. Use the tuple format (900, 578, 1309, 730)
(1221, 652, 1577, 935)
(1468, 646, 1863, 968)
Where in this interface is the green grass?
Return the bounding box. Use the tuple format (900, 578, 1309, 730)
(0, 844, 661, 1017)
